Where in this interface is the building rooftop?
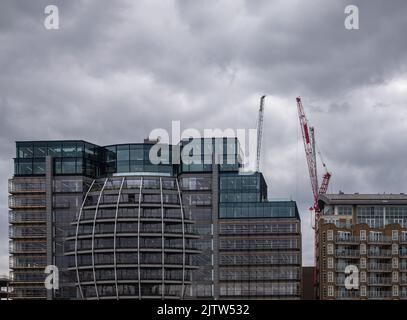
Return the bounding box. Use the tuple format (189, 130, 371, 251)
(319, 193, 407, 205)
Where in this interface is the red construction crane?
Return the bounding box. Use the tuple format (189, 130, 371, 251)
(296, 96, 332, 288)
(296, 97, 331, 226)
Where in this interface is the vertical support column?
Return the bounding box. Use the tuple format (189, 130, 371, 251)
(160, 177, 165, 299)
(75, 180, 95, 299)
(92, 178, 108, 300)
(45, 156, 53, 300)
(137, 178, 143, 299)
(212, 155, 220, 299)
(113, 177, 125, 300)
(384, 206, 387, 227)
(175, 178, 186, 298)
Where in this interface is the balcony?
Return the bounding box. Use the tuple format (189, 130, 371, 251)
(9, 259, 46, 269)
(8, 196, 46, 209)
(8, 179, 46, 194)
(367, 278, 392, 286)
(9, 243, 46, 254)
(368, 291, 393, 299)
(9, 212, 47, 224)
(335, 236, 359, 244)
(368, 250, 392, 258)
(335, 291, 360, 299)
(335, 249, 360, 258)
(368, 236, 392, 244)
(367, 263, 392, 272)
(8, 288, 46, 299)
(9, 227, 46, 239)
(399, 250, 407, 258)
(335, 265, 347, 272)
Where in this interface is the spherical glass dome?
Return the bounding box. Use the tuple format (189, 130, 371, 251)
(65, 176, 199, 299)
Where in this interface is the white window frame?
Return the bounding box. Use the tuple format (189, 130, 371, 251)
(360, 243, 366, 255)
(360, 230, 366, 241)
(366, 219, 376, 228)
(392, 271, 398, 282)
(327, 257, 334, 269)
(327, 285, 334, 297)
(392, 230, 399, 241)
(392, 257, 399, 269)
(327, 243, 334, 255)
(392, 244, 398, 255)
(327, 230, 333, 241)
(360, 257, 366, 269)
(360, 285, 366, 297)
(392, 285, 399, 297)
(360, 271, 366, 283)
(328, 271, 333, 283)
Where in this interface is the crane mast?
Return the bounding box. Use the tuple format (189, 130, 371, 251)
(256, 95, 266, 172)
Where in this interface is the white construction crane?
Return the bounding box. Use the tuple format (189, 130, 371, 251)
(256, 95, 266, 172)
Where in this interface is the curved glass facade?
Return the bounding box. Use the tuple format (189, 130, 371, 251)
(65, 176, 199, 299)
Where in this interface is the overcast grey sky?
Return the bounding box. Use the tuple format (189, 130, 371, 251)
(1, 0, 407, 274)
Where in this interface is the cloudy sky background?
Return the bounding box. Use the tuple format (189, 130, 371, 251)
(1, 0, 407, 275)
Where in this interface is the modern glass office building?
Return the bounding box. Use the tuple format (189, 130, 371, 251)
(8, 138, 301, 299)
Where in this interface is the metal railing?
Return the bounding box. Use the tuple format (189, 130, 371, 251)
(368, 291, 392, 298)
(9, 212, 47, 223)
(368, 236, 392, 244)
(368, 250, 392, 257)
(335, 250, 360, 257)
(367, 278, 392, 285)
(335, 291, 360, 299)
(8, 180, 46, 193)
(335, 236, 359, 243)
(367, 263, 392, 271)
(8, 197, 46, 208)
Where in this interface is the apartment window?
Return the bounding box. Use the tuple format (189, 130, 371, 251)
(338, 206, 352, 215)
(392, 285, 399, 297)
(327, 244, 334, 255)
(361, 257, 367, 268)
(337, 231, 351, 241)
(370, 231, 382, 241)
(392, 271, 398, 282)
(327, 258, 334, 269)
(360, 285, 366, 297)
(327, 230, 333, 241)
(360, 243, 366, 255)
(360, 230, 366, 241)
(328, 272, 333, 283)
(392, 244, 399, 255)
(392, 230, 399, 241)
(327, 286, 334, 297)
(360, 271, 366, 283)
(392, 258, 399, 269)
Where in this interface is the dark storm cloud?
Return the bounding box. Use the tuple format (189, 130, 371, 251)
(1, 0, 407, 272)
